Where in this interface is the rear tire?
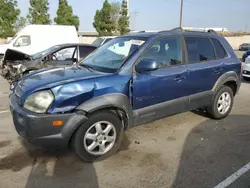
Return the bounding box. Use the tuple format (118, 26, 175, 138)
(72, 111, 123, 162)
(207, 85, 234, 119)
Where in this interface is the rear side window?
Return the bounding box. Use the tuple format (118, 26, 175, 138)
(185, 37, 215, 64)
(211, 38, 227, 59)
(79, 46, 96, 58)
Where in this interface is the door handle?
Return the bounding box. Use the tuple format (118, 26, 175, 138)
(174, 75, 186, 82)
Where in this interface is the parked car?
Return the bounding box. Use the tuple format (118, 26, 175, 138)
(0, 43, 97, 84)
(242, 56, 250, 81)
(92, 36, 117, 47)
(239, 43, 250, 51)
(10, 28, 241, 162)
(0, 25, 79, 60)
(242, 50, 250, 62)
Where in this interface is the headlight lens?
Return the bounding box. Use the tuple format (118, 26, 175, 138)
(24, 90, 54, 113)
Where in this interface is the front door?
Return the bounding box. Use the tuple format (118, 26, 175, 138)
(46, 47, 77, 67)
(133, 37, 189, 124)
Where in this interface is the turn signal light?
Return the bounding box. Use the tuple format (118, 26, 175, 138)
(53, 121, 63, 126)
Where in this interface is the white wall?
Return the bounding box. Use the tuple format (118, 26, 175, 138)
(78, 35, 250, 49)
(1, 35, 250, 49)
(225, 36, 250, 50)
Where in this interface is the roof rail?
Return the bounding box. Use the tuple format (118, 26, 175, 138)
(207, 29, 218, 35)
(158, 27, 184, 33)
(157, 27, 218, 35)
(137, 30, 146, 33)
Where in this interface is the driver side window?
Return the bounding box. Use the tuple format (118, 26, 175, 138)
(141, 37, 182, 69)
(53, 47, 76, 61)
(13, 36, 31, 47)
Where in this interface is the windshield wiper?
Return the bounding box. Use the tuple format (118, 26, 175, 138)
(79, 64, 95, 72)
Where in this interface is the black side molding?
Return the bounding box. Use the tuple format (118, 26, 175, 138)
(212, 71, 241, 93)
(76, 94, 134, 130)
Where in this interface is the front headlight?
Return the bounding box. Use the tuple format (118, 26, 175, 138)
(24, 90, 54, 113)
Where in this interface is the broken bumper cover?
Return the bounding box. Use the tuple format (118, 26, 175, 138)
(9, 93, 88, 147)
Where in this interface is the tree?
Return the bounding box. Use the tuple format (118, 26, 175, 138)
(93, 0, 115, 36)
(15, 17, 27, 32)
(27, 0, 51, 24)
(54, 0, 80, 30)
(110, 2, 121, 32)
(0, 0, 20, 38)
(118, 0, 130, 35)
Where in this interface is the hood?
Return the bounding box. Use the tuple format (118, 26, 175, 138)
(0, 44, 7, 54)
(17, 66, 109, 100)
(3, 49, 31, 63)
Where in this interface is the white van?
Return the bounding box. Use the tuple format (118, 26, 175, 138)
(0, 25, 79, 58)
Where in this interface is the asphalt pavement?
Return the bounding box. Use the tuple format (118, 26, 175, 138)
(0, 76, 250, 188)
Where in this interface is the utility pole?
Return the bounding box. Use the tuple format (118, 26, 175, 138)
(126, 0, 130, 17)
(179, 0, 183, 27)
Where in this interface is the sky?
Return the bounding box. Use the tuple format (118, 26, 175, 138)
(17, 0, 249, 32)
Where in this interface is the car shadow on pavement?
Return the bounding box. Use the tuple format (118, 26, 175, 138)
(172, 115, 250, 188)
(0, 139, 100, 188)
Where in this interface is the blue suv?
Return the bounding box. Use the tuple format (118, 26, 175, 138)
(10, 28, 241, 162)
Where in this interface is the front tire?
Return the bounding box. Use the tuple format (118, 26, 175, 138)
(72, 111, 123, 162)
(207, 85, 234, 119)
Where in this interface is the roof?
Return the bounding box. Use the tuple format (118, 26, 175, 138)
(98, 36, 117, 39)
(55, 43, 98, 48)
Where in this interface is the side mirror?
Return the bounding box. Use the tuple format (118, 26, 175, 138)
(14, 41, 20, 47)
(42, 56, 48, 61)
(135, 59, 158, 72)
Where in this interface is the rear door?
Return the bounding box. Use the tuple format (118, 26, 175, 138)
(184, 36, 227, 109)
(133, 36, 189, 124)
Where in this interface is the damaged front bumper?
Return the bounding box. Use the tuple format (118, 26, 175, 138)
(0, 62, 24, 84)
(0, 49, 31, 84)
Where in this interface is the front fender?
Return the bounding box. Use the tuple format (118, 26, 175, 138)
(76, 93, 134, 130)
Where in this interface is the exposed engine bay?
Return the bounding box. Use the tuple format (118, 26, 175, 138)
(0, 49, 32, 84)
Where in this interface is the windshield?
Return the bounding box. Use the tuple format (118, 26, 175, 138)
(7, 35, 18, 44)
(32, 45, 61, 59)
(92, 38, 104, 47)
(80, 37, 147, 73)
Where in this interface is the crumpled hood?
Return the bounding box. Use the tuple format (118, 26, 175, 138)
(3, 49, 31, 63)
(17, 66, 109, 101)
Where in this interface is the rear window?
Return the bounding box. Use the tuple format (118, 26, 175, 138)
(185, 37, 215, 64)
(103, 38, 112, 44)
(92, 38, 104, 47)
(79, 46, 96, 58)
(211, 38, 227, 59)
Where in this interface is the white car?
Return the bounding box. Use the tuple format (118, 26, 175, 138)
(242, 56, 250, 81)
